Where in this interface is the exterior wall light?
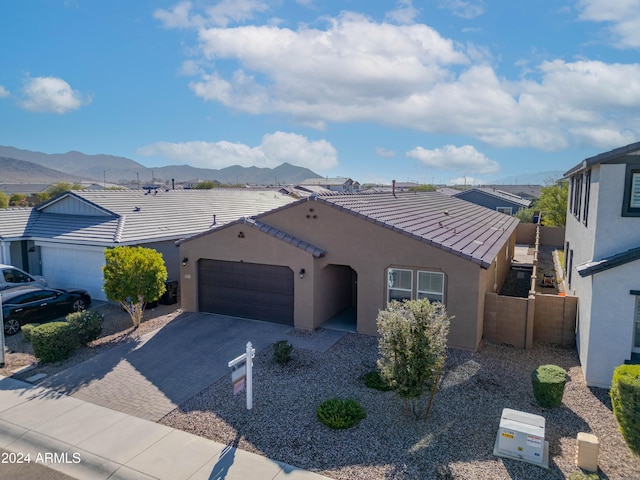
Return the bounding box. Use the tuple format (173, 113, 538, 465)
(182, 257, 189, 266)
(299, 268, 306, 279)
(238, 231, 245, 238)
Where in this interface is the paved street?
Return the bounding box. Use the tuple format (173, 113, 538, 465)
(39, 313, 346, 421)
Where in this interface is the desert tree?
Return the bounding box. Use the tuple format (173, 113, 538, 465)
(377, 298, 451, 420)
(103, 246, 167, 328)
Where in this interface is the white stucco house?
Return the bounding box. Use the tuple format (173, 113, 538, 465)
(564, 141, 640, 387)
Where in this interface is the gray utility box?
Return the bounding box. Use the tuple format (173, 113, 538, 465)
(495, 408, 547, 466)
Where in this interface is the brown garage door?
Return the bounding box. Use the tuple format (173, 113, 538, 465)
(198, 259, 294, 325)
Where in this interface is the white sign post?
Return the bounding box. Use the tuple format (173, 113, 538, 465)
(228, 341, 255, 410)
(0, 294, 5, 368)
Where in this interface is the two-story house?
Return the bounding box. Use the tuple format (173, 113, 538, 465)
(564, 141, 640, 387)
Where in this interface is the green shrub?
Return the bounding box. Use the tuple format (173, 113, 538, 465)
(273, 340, 293, 364)
(31, 322, 77, 363)
(610, 364, 640, 456)
(363, 370, 393, 391)
(66, 310, 103, 346)
(566, 473, 600, 480)
(531, 364, 567, 408)
(21, 323, 40, 343)
(317, 398, 366, 429)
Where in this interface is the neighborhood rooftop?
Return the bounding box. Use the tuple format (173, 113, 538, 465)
(252, 191, 519, 268)
(564, 140, 640, 176)
(9, 189, 297, 245)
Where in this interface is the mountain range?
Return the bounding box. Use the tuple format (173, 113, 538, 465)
(0, 146, 321, 186)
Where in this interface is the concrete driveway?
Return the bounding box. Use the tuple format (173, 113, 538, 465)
(39, 313, 346, 421)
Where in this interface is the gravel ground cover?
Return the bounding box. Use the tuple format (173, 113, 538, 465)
(162, 335, 640, 480)
(1, 302, 181, 379)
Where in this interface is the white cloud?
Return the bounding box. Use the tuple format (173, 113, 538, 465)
(386, 0, 419, 25)
(136, 132, 338, 170)
(160, 5, 640, 152)
(375, 147, 396, 158)
(154, 0, 269, 29)
(19, 76, 90, 114)
(438, 0, 484, 20)
(449, 176, 484, 186)
(0, 86, 10, 98)
(406, 145, 500, 174)
(154, 1, 196, 29)
(578, 0, 640, 48)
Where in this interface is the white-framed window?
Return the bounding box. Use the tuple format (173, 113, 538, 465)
(631, 172, 640, 208)
(387, 268, 413, 303)
(417, 271, 444, 303)
(496, 207, 513, 215)
(387, 268, 445, 305)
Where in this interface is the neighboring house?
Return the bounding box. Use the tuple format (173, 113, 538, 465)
(564, 141, 640, 387)
(0, 184, 52, 197)
(178, 191, 518, 351)
(453, 187, 531, 215)
(482, 184, 542, 201)
(300, 177, 359, 192)
(0, 189, 296, 301)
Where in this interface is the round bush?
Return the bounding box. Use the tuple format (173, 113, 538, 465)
(21, 323, 40, 343)
(610, 364, 640, 456)
(66, 310, 104, 346)
(531, 364, 567, 408)
(317, 398, 366, 429)
(363, 370, 392, 391)
(31, 322, 77, 363)
(272, 340, 293, 365)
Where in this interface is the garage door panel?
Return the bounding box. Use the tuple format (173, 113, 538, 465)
(198, 259, 294, 325)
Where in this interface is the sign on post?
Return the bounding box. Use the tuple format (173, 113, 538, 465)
(228, 342, 255, 410)
(0, 294, 5, 368)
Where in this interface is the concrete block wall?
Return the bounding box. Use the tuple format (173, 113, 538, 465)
(533, 293, 577, 346)
(483, 292, 530, 348)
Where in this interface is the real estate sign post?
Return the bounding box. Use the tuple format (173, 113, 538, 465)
(0, 295, 5, 367)
(228, 342, 255, 410)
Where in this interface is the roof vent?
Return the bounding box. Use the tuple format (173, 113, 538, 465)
(133, 206, 140, 212)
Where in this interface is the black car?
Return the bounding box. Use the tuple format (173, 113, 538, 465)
(1, 286, 91, 336)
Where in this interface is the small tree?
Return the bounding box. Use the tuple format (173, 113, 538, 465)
(0, 191, 8, 208)
(103, 246, 167, 328)
(537, 179, 568, 227)
(377, 299, 451, 420)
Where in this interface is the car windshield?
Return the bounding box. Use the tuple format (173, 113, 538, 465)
(2, 268, 33, 283)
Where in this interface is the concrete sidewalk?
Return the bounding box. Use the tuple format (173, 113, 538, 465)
(0, 376, 332, 480)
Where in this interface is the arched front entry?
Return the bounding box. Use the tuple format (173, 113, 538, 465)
(320, 264, 357, 332)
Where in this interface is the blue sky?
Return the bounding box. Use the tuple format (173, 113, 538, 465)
(1, 0, 639, 185)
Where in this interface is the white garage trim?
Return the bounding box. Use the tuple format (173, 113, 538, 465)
(37, 242, 107, 301)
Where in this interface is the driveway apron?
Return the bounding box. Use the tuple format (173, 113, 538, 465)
(39, 313, 346, 421)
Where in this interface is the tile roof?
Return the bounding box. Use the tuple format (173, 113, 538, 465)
(0, 208, 37, 239)
(577, 245, 640, 277)
(309, 191, 518, 268)
(454, 187, 531, 207)
(176, 217, 326, 258)
(2, 189, 296, 245)
(564, 141, 640, 177)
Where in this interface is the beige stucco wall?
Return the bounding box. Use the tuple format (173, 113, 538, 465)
(179, 200, 517, 351)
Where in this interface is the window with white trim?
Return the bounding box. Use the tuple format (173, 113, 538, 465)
(417, 271, 444, 303)
(631, 172, 640, 208)
(387, 268, 413, 303)
(496, 207, 513, 215)
(622, 164, 640, 217)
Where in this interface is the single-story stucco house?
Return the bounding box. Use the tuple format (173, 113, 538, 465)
(0, 189, 296, 301)
(453, 187, 531, 215)
(178, 191, 519, 351)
